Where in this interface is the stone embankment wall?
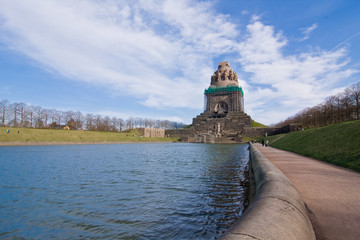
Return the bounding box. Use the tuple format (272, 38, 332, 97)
(166, 124, 301, 142)
(165, 129, 192, 141)
(221, 143, 315, 240)
(241, 127, 281, 137)
(242, 124, 301, 138)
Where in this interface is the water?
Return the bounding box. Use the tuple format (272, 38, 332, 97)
(0, 143, 249, 239)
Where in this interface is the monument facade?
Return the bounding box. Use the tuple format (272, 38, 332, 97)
(189, 62, 252, 142)
(165, 61, 297, 142)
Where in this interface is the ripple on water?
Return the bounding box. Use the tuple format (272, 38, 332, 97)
(0, 143, 249, 239)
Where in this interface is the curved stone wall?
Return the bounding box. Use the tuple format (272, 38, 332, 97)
(221, 143, 315, 240)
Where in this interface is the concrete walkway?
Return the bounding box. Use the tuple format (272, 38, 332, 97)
(254, 143, 360, 240)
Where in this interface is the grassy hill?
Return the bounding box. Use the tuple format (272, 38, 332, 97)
(0, 127, 179, 144)
(252, 120, 268, 127)
(264, 120, 360, 172)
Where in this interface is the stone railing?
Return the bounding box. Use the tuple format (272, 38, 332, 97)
(220, 143, 315, 240)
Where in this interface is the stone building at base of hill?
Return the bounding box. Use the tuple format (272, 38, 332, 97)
(138, 128, 165, 137)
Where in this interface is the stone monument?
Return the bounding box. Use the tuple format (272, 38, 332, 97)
(190, 61, 252, 142)
(165, 61, 286, 142)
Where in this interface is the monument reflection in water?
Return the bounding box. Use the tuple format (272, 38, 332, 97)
(0, 143, 249, 239)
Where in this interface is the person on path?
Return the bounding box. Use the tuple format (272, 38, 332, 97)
(262, 139, 265, 146)
(265, 140, 269, 147)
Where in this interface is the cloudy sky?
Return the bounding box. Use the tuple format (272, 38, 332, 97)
(0, 0, 359, 125)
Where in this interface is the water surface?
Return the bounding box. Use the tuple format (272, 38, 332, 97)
(0, 143, 249, 239)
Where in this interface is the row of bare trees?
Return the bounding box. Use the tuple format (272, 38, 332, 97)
(276, 82, 360, 128)
(0, 100, 186, 131)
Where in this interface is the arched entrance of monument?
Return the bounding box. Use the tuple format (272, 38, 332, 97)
(213, 101, 228, 118)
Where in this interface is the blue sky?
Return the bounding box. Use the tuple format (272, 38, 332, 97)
(0, 0, 359, 125)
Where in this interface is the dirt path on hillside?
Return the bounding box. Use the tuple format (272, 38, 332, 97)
(254, 143, 360, 240)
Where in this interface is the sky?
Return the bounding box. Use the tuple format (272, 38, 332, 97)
(0, 0, 359, 125)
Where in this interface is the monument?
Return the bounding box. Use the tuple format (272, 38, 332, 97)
(190, 62, 252, 142)
(165, 61, 295, 142)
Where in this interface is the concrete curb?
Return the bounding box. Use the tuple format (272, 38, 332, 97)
(220, 143, 315, 240)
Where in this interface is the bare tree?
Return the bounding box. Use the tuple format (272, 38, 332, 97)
(340, 93, 352, 121)
(9, 102, 25, 127)
(26, 105, 38, 128)
(94, 114, 103, 131)
(111, 117, 118, 132)
(42, 108, 51, 128)
(64, 111, 75, 124)
(325, 96, 338, 124)
(144, 118, 151, 128)
(276, 82, 360, 128)
(74, 111, 83, 130)
(55, 110, 64, 125)
(34, 106, 44, 128)
(16, 103, 26, 127)
(348, 82, 360, 119)
(48, 109, 57, 125)
(0, 99, 186, 131)
(0, 99, 9, 126)
(103, 116, 111, 131)
(118, 118, 124, 132)
(85, 113, 94, 130)
(126, 117, 134, 129)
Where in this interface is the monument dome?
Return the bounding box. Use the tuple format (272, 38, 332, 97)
(210, 61, 239, 87)
(204, 62, 244, 116)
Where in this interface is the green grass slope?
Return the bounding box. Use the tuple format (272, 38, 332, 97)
(266, 120, 360, 172)
(252, 120, 268, 127)
(0, 127, 179, 143)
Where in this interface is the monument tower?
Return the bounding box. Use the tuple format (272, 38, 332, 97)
(191, 61, 252, 142)
(165, 61, 286, 142)
(205, 61, 244, 116)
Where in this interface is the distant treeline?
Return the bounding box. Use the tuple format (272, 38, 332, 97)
(276, 82, 360, 128)
(0, 100, 186, 131)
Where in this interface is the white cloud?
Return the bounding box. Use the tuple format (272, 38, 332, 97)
(238, 20, 357, 124)
(299, 23, 318, 41)
(0, 3, 357, 125)
(238, 20, 287, 65)
(0, 0, 238, 110)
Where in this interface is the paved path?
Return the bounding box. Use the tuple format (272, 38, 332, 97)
(254, 143, 360, 240)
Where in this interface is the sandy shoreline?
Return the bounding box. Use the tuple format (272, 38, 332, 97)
(0, 141, 175, 146)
